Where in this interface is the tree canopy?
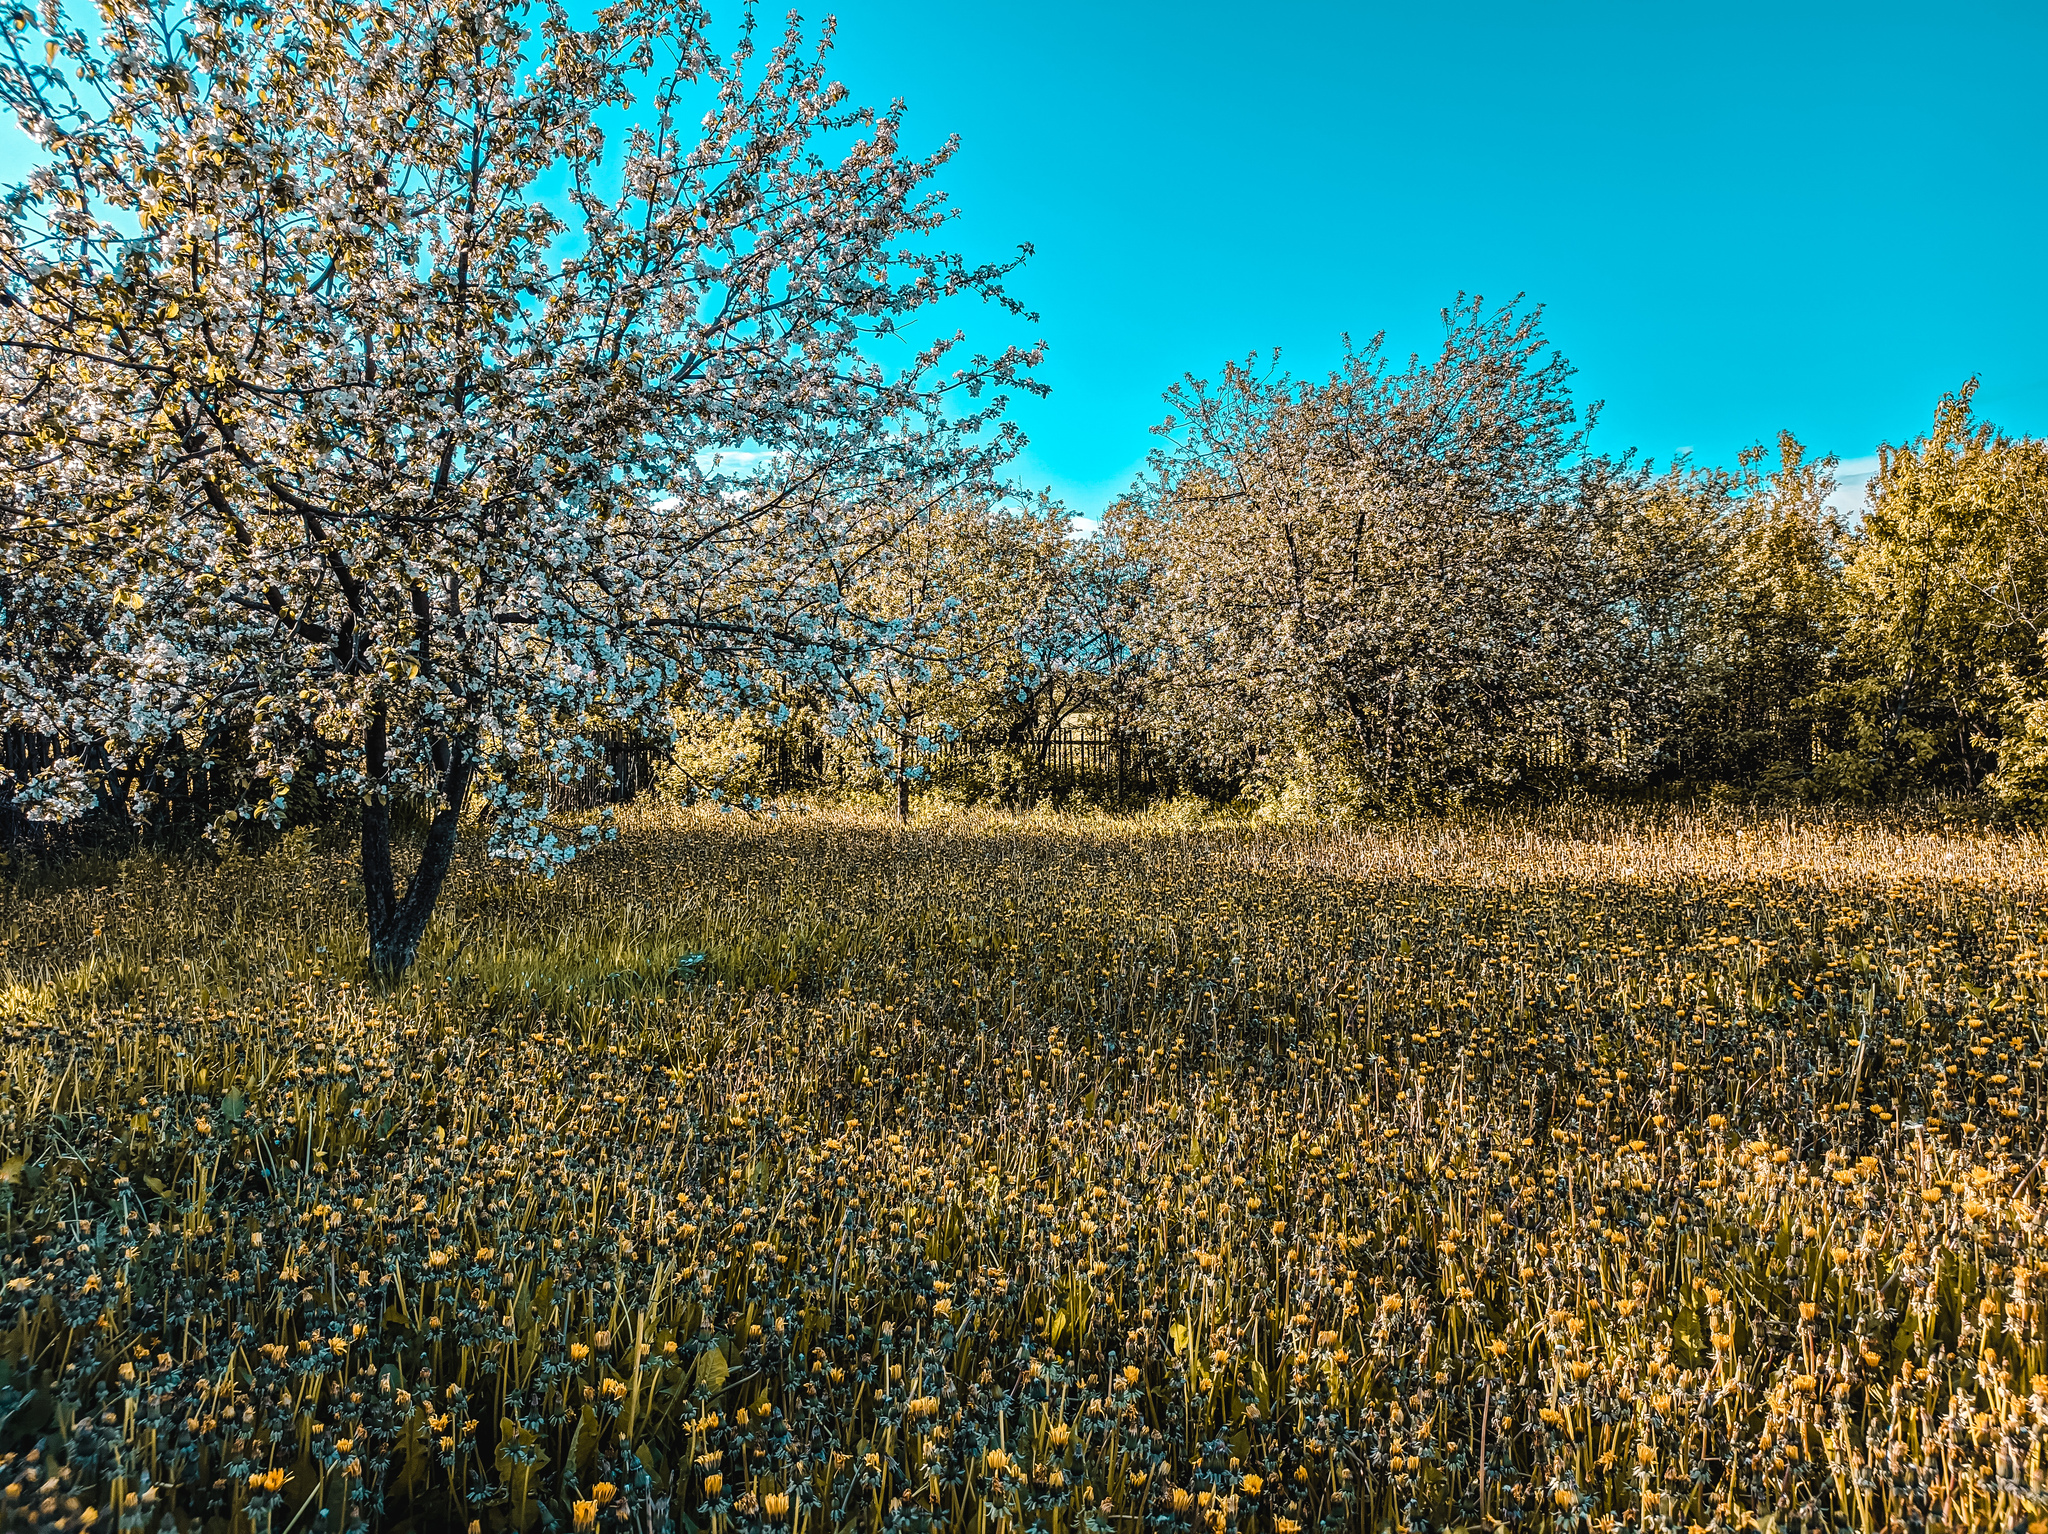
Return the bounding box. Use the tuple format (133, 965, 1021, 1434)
(0, 0, 1039, 970)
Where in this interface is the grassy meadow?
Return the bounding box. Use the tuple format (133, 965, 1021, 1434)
(0, 805, 2044, 1533)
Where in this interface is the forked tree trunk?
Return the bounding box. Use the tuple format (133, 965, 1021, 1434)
(362, 711, 477, 979)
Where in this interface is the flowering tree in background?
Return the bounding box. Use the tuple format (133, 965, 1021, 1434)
(822, 493, 1005, 825)
(1675, 432, 1847, 788)
(1115, 297, 1677, 812)
(826, 497, 1140, 819)
(0, 0, 1041, 973)
(991, 521, 1151, 762)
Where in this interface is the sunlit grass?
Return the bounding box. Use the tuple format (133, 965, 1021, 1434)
(0, 803, 2042, 1533)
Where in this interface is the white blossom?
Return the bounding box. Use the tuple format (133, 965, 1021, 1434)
(0, 0, 1042, 971)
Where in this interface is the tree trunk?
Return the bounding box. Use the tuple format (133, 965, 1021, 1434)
(895, 725, 911, 823)
(362, 711, 477, 979)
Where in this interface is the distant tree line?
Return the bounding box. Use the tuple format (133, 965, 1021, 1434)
(35, 0, 2048, 976)
(683, 299, 2048, 821)
(12, 229, 2048, 874)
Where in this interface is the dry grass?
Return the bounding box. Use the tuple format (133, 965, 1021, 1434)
(0, 804, 2043, 1534)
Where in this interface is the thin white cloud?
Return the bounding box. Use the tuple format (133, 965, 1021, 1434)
(1827, 454, 1879, 521)
(692, 447, 782, 476)
(1004, 447, 1152, 524)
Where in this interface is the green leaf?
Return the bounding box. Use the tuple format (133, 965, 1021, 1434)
(0, 1391, 52, 1454)
(222, 1089, 246, 1121)
(569, 1404, 599, 1478)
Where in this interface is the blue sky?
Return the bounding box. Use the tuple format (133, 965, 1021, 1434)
(806, 0, 2048, 521)
(11, 0, 2041, 521)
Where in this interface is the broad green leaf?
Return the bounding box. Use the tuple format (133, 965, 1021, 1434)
(569, 1404, 599, 1478)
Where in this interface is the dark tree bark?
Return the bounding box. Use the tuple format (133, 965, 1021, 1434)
(362, 707, 476, 978)
(894, 724, 911, 823)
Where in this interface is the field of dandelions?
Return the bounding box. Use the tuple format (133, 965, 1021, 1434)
(0, 805, 2043, 1534)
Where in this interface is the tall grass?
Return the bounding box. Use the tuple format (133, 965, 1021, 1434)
(0, 804, 2041, 1533)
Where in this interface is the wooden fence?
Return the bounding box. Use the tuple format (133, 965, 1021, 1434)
(0, 720, 1631, 849)
(873, 726, 1166, 797)
(743, 725, 1169, 797)
(554, 735, 672, 809)
(2, 727, 667, 852)
(922, 728, 1159, 777)
(2, 727, 248, 856)
(1523, 729, 1640, 774)
(1, 714, 1799, 851)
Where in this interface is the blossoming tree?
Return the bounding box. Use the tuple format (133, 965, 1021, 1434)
(1113, 297, 1693, 811)
(823, 495, 1137, 820)
(0, 0, 1041, 972)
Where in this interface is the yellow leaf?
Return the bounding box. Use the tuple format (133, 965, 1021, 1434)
(696, 1345, 728, 1393)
